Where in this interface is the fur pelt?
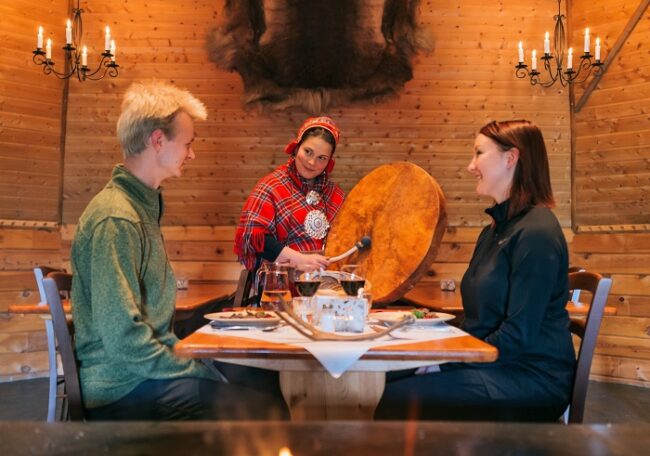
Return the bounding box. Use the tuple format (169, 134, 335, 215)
(207, 0, 431, 114)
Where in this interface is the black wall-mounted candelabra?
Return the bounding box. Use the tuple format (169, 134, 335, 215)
(32, 0, 118, 82)
(515, 0, 603, 88)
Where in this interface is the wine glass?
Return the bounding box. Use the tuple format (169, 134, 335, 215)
(293, 270, 321, 323)
(293, 270, 322, 298)
(340, 264, 366, 297)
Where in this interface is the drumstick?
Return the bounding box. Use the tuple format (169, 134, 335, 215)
(328, 236, 371, 263)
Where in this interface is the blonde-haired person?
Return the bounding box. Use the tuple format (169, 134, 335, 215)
(71, 80, 288, 421)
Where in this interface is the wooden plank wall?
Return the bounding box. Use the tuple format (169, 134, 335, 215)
(60, 0, 571, 226)
(0, 0, 67, 221)
(1, 0, 648, 388)
(568, 0, 650, 386)
(571, 0, 650, 226)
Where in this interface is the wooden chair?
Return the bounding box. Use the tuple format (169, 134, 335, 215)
(42, 274, 85, 421)
(33, 266, 67, 422)
(568, 266, 585, 303)
(564, 270, 612, 424)
(232, 268, 254, 307)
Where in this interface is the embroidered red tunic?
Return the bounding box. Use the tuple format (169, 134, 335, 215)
(234, 158, 345, 270)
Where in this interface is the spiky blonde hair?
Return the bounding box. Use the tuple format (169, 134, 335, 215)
(117, 80, 207, 158)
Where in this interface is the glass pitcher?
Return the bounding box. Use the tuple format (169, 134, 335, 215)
(256, 263, 292, 310)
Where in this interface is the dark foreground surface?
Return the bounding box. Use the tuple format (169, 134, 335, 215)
(1, 421, 649, 455)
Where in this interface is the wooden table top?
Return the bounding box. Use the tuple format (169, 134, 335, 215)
(174, 327, 498, 364)
(7, 283, 235, 316)
(401, 282, 617, 316)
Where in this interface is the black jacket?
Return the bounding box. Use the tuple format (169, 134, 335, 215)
(460, 200, 576, 401)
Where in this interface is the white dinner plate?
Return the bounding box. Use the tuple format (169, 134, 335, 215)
(205, 311, 281, 328)
(370, 311, 456, 326)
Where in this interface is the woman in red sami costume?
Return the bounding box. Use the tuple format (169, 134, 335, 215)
(234, 116, 345, 272)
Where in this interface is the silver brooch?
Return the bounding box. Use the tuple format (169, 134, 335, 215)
(304, 210, 329, 239)
(305, 190, 321, 205)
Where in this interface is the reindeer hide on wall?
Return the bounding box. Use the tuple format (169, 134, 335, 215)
(207, 0, 431, 114)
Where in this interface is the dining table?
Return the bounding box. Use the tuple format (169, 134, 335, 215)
(401, 282, 617, 316)
(174, 316, 498, 421)
(6, 283, 235, 320)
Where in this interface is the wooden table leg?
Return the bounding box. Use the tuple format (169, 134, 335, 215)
(279, 370, 385, 421)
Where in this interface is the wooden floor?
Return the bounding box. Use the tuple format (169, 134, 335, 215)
(0, 378, 648, 422)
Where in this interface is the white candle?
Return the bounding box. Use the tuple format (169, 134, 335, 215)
(82, 46, 88, 66)
(584, 28, 590, 54)
(110, 40, 116, 62)
(595, 37, 601, 61)
(66, 19, 72, 45)
(544, 32, 550, 55)
(104, 26, 111, 51)
(567, 47, 573, 69)
(37, 26, 43, 49)
(531, 49, 537, 70)
(46, 38, 52, 60)
(518, 41, 524, 63)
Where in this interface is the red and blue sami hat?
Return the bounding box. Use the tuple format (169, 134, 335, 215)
(284, 116, 340, 155)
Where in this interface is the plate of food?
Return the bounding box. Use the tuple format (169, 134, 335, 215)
(204, 310, 281, 328)
(369, 309, 456, 326)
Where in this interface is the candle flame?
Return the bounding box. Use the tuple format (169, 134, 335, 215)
(545, 31, 549, 40)
(518, 41, 522, 50)
(596, 37, 600, 45)
(585, 27, 589, 36)
(67, 19, 71, 28)
(106, 25, 110, 35)
(278, 447, 293, 456)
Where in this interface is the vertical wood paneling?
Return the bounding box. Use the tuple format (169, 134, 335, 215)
(0, 0, 67, 221)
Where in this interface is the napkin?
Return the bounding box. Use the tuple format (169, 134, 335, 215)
(198, 324, 465, 378)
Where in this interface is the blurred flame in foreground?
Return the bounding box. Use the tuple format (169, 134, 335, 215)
(278, 447, 293, 456)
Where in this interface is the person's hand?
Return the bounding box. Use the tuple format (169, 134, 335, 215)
(277, 247, 329, 272)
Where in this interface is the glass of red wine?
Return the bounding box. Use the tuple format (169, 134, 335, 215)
(293, 270, 321, 323)
(340, 264, 366, 297)
(294, 270, 322, 297)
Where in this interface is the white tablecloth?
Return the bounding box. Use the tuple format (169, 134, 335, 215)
(197, 323, 466, 378)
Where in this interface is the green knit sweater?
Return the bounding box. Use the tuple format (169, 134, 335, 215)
(71, 165, 214, 409)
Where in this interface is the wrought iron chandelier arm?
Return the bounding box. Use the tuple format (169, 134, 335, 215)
(81, 53, 119, 81)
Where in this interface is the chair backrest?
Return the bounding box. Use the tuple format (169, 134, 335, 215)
(233, 268, 254, 308)
(566, 270, 612, 423)
(42, 274, 85, 421)
(568, 266, 586, 303)
(34, 266, 67, 305)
